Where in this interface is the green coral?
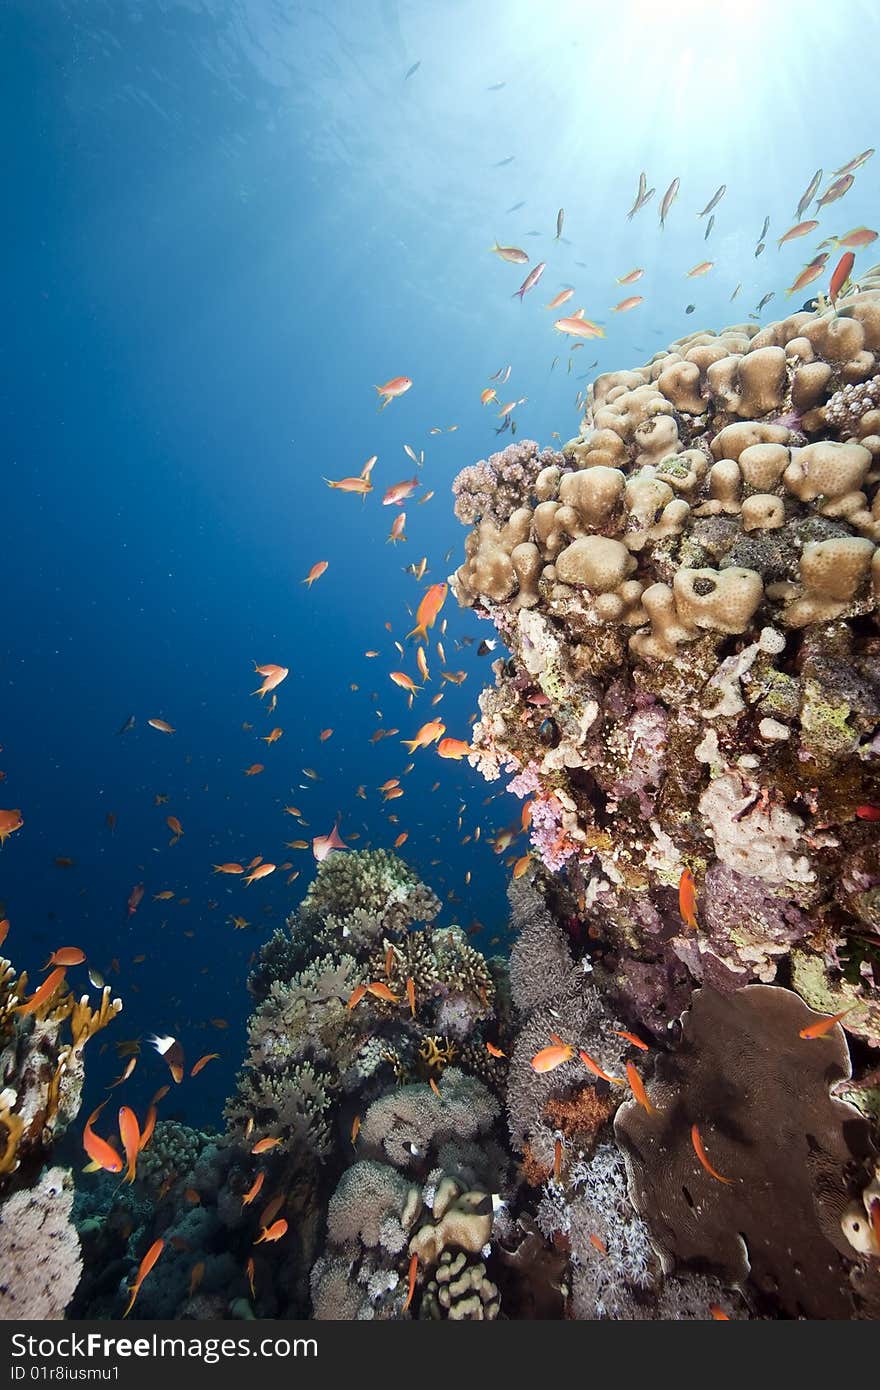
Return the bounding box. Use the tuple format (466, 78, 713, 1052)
(799, 679, 858, 759)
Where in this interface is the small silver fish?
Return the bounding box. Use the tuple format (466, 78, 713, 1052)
(556, 207, 564, 239)
(730, 283, 742, 301)
(88, 967, 105, 990)
(698, 184, 725, 217)
(704, 214, 714, 240)
(758, 215, 770, 242)
(405, 61, 420, 80)
(626, 172, 655, 220)
(512, 261, 545, 302)
(796, 168, 822, 220)
(756, 292, 775, 311)
(659, 177, 680, 228)
(755, 241, 765, 257)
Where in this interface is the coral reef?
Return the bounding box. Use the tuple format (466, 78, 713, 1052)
(451, 289, 880, 1054)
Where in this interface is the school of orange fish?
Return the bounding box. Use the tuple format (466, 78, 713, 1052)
(1, 145, 877, 1311)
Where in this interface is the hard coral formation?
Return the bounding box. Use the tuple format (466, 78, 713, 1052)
(452, 290, 880, 1044)
(0, 1166, 83, 1318)
(614, 985, 880, 1318)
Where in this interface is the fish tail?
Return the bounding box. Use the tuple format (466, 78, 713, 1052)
(406, 624, 428, 643)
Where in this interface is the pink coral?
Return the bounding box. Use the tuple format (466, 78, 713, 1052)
(452, 440, 565, 527)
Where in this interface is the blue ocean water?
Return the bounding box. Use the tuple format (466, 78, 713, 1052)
(3, 0, 878, 1128)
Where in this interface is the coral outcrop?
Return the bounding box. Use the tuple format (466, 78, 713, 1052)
(451, 289, 880, 1053)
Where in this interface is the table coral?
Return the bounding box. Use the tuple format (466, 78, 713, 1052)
(614, 984, 879, 1318)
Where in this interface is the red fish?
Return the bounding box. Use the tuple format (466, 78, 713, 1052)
(855, 805, 880, 821)
(829, 250, 855, 304)
(690, 1123, 733, 1184)
(403, 1252, 418, 1312)
(127, 884, 145, 918)
(83, 1104, 123, 1174)
(242, 1172, 265, 1207)
(799, 1007, 855, 1039)
(625, 1062, 655, 1114)
(123, 1239, 164, 1318)
(253, 1218, 288, 1244)
(43, 947, 85, 969)
(678, 868, 698, 930)
(118, 1106, 141, 1184)
(15, 967, 67, 1015)
(613, 1030, 650, 1051)
(578, 1049, 624, 1085)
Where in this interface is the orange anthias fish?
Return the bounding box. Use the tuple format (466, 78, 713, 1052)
(393, 832, 408, 848)
(242, 1171, 265, 1207)
(486, 1042, 506, 1059)
(139, 1103, 157, 1152)
(829, 250, 855, 304)
(390, 671, 419, 695)
(388, 512, 407, 543)
(303, 561, 328, 587)
(262, 728, 283, 744)
(15, 967, 67, 1015)
(406, 977, 416, 1017)
(545, 288, 575, 311)
(617, 268, 644, 284)
(799, 1007, 856, 1039)
(816, 173, 854, 209)
(244, 863, 276, 885)
(512, 854, 531, 880)
(554, 314, 604, 339)
(366, 981, 399, 1004)
(244, 763, 265, 776)
(83, 1104, 123, 1174)
(127, 883, 145, 918)
(191, 1053, 220, 1077)
(147, 719, 175, 734)
(254, 1218, 288, 1244)
(686, 261, 713, 277)
(613, 1030, 650, 1051)
(312, 823, 348, 863)
(325, 475, 373, 495)
(403, 1252, 419, 1312)
(214, 862, 244, 875)
(375, 376, 412, 408)
(0, 919, 9, 949)
(678, 868, 698, 930)
(785, 261, 825, 296)
(383, 476, 420, 507)
(578, 1049, 623, 1086)
(402, 719, 445, 753)
(351, 1114, 361, 1145)
(123, 1240, 164, 1319)
(834, 226, 878, 249)
(777, 219, 820, 245)
(118, 1106, 141, 1184)
(251, 1136, 282, 1155)
(691, 1123, 733, 1184)
(625, 1062, 655, 1114)
(530, 1042, 574, 1074)
(489, 241, 528, 264)
(167, 815, 184, 837)
(43, 947, 85, 969)
(0, 809, 24, 845)
(437, 737, 470, 760)
(589, 1234, 608, 1256)
(347, 985, 367, 1010)
(189, 1262, 205, 1298)
(407, 583, 447, 643)
(612, 296, 643, 312)
(252, 663, 289, 698)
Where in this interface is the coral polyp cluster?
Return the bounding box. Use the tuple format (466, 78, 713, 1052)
(452, 289, 880, 1047)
